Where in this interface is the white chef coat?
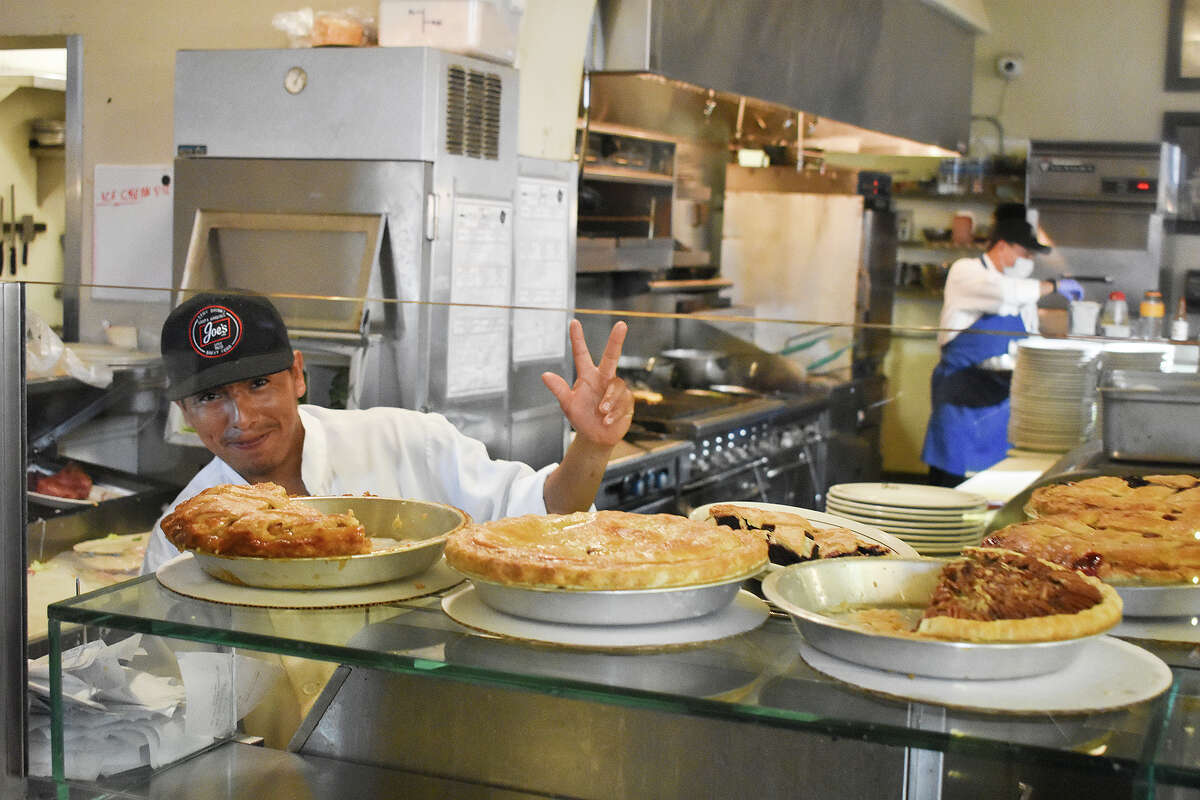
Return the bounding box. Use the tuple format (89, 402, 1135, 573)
(938, 253, 1043, 347)
(141, 404, 554, 573)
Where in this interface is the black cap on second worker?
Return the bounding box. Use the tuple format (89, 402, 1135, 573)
(993, 217, 1052, 254)
(160, 292, 294, 401)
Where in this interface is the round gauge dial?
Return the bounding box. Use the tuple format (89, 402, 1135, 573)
(284, 66, 307, 95)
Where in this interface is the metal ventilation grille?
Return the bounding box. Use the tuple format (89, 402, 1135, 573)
(445, 65, 502, 160)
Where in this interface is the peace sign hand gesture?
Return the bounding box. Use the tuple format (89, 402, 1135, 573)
(541, 319, 634, 448)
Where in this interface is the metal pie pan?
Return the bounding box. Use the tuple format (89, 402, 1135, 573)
(761, 558, 1098, 680)
(1114, 583, 1200, 617)
(463, 565, 766, 626)
(191, 496, 470, 590)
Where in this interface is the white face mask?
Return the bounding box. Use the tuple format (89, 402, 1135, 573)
(1009, 256, 1034, 279)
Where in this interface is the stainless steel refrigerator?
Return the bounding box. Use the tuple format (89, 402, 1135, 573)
(172, 47, 574, 466)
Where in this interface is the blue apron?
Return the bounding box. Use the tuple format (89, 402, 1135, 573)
(922, 268, 1028, 476)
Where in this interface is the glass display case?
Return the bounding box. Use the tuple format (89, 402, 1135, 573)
(42, 574, 1200, 799)
(14, 281, 1200, 799)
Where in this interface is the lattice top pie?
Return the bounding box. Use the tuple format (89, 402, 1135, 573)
(1026, 474, 1200, 517)
(985, 474, 1200, 585)
(444, 510, 767, 591)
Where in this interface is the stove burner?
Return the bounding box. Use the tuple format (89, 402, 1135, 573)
(633, 389, 744, 427)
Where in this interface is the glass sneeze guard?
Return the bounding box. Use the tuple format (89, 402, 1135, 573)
(45, 572, 1200, 792)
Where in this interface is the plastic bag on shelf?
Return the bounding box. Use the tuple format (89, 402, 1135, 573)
(272, 7, 377, 47)
(26, 311, 113, 388)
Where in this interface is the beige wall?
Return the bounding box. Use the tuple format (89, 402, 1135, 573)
(971, 0, 1196, 153)
(0, 86, 66, 327)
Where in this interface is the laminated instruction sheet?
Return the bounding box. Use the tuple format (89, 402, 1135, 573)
(447, 197, 513, 399)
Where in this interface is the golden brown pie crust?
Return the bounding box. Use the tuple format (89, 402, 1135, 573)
(443, 510, 767, 590)
(160, 483, 369, 558)
(1026, 474, 1200, 517)
(988, 474, 1200, 585)
(916, 547, 1122, 642)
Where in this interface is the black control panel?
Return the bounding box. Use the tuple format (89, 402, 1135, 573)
(679, 418, 824, 486)
(1100, 178, 1156, 196)
(596, 444, 691, 512)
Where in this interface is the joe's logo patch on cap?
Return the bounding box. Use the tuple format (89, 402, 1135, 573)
(189, 305, 243, 358)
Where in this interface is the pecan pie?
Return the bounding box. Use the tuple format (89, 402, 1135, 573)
(443, 510, 767, 590)
(916, 547, 1122, 642)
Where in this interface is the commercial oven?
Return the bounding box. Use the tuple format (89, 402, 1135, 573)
(1026, 140, 1181, 307)
(171, 48, 574, 465)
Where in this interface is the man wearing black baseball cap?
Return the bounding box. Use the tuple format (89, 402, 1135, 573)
(921, 208, 1084, 487)
(143, 290, 634, 572)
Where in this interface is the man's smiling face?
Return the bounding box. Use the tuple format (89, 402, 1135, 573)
(177, 353, 307, 484)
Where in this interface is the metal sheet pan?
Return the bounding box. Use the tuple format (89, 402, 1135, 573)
(192, 497, 469, 590)
(1100, 370, 1200, 463)
(464, 566, 765, 626)
(1115, 583, 1200, 617)
(761, 558, 1099, 680)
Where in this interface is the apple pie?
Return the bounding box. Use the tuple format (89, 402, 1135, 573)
(160, 482, 369, 559)
(443, 510, 767, 590)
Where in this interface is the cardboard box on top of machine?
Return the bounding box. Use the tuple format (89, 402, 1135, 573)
(378, 0, 524, 65)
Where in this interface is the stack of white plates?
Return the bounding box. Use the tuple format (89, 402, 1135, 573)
(825, 483, 990, 557)
(1008, 338, 1102, 452)
(1095, 342, 1173, 432)
(1099, 341, 1173, 373)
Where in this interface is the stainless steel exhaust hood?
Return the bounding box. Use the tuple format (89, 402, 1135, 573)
(590, 0, 975, 154)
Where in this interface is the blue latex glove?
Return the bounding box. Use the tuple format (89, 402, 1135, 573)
(1055, 278, 1085, 302)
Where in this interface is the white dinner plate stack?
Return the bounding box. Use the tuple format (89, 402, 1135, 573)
(1099, 341, 1173, 373)
(1008, 338, 1103, 453)
(825, 483, 990, 557)
(1094, 342, 1173, 431)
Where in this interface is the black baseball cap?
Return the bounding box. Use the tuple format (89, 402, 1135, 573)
(993, 217, 1052, 254)
(161, 291, 295, 401)
(993, 202, 1028, 222)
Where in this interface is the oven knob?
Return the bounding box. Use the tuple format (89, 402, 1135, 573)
(694, 456, 710, 473)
